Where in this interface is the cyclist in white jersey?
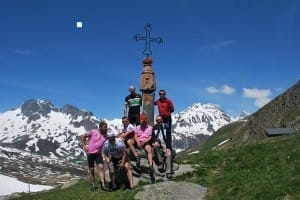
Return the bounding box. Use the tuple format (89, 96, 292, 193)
(118, 116, 140, 167)
(103, 130, 134, 191)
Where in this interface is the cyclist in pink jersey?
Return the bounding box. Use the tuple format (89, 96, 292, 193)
(134, 114, 155, 183)
(81, 121, 109, 191)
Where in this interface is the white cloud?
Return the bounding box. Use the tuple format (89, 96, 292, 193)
(255, 98, 270, 108)
(198, 40, 236, 53)
(13, 49, 34, 56)
(221, 85, 235, 95)
(206, 86, 218, 94)
(206, 85, 235, 95)
(243, 88, 271, 99)
(243, 88, 272, 108)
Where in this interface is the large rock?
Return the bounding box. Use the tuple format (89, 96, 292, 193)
(134, 181, 207, 200)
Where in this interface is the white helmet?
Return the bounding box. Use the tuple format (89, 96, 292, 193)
(107, 129, 116, 138)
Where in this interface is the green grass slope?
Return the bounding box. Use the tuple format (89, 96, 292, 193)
(235, 81, 300, 143)
(176, 134, 300, 199)
(10, 179, 140, 200)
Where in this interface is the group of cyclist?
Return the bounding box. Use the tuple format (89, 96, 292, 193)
(81, 86, 174, 192)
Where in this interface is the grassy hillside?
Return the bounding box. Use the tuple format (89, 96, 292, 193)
(190, 80, 300, 151)
(10, 179, 141, 200)
(186, 121, 245, 152)
(176, 133, 300, 199)
(233, 81, 299, 144)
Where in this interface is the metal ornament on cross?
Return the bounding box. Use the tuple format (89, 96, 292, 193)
(134, 23, 163, 57)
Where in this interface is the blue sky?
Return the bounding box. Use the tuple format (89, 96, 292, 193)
(0, 0, 299, 119)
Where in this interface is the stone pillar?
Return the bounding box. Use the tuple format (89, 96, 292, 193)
(139, 57, 156, 126)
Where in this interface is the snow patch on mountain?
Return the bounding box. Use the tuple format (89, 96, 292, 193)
(172, 103, 232, 137)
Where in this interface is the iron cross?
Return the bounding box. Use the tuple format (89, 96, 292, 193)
(134, 23, 163, 57)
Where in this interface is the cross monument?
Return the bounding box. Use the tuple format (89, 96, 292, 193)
(134, 23, 163, 57)
(134, 24, 163, 125)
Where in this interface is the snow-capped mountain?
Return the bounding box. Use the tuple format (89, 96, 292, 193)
(0, 99, 115, 185)
(1, 100, 95, 160)
(171, 103, 233, 150)
(0, 100, 240, 159)
(0, 99, 239, 185)
(173, 103, 232, 136)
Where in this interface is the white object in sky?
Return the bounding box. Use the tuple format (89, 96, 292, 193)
(0, 174, 53, 196)
(76, 21, 83, 28)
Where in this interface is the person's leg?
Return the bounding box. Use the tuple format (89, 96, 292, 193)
(144, 144, 153, 167)
(127, 138, 140, 167)
(124, 162, 134, 189)
(152, 145, 159, 165)
(128, 114, 134, 125)
(152, 144, 163, 166)
(166, 132, 172, 150)
(134, 113, 140, 126)
(144, 144, 155, 183)
(166, 116, 172, 132)
(97, 164, 106, 189)
(162, 116, 171, 129)
(89, 167, 95, 184)
(87, 154, 97, 190)
(165, 148, 172, 178)
(109, 158, 121, 190)
(95, 153, 107, 190)
(127, 138, 138, 158)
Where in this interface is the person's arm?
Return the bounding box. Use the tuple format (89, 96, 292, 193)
(153, 140, 160, 147)
(123, 131, 130, 138)
(81, 134, 88, 152)
(124, 124, 135, 138)
(151, 127, 156, 144)
(123, 102, 128, 117)
(117, 131, 123, 137)
(117, 127, 125, 139)
(168, 99, 174, 113)
(139, 94, 142, 106)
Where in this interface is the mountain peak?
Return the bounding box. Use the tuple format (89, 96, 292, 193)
(239, 111, 251, 118)
(173, 102, 232, 137)
(21, 99, 58, 119)
(62, 104, 94, 119)
(183, 102, 220, 113)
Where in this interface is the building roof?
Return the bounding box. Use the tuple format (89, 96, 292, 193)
(265, 128, 296, 136)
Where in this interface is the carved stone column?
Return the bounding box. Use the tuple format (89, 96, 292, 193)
(139, 57, 156, 126)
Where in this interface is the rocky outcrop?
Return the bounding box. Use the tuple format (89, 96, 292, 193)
(134, 181, 207, 200)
